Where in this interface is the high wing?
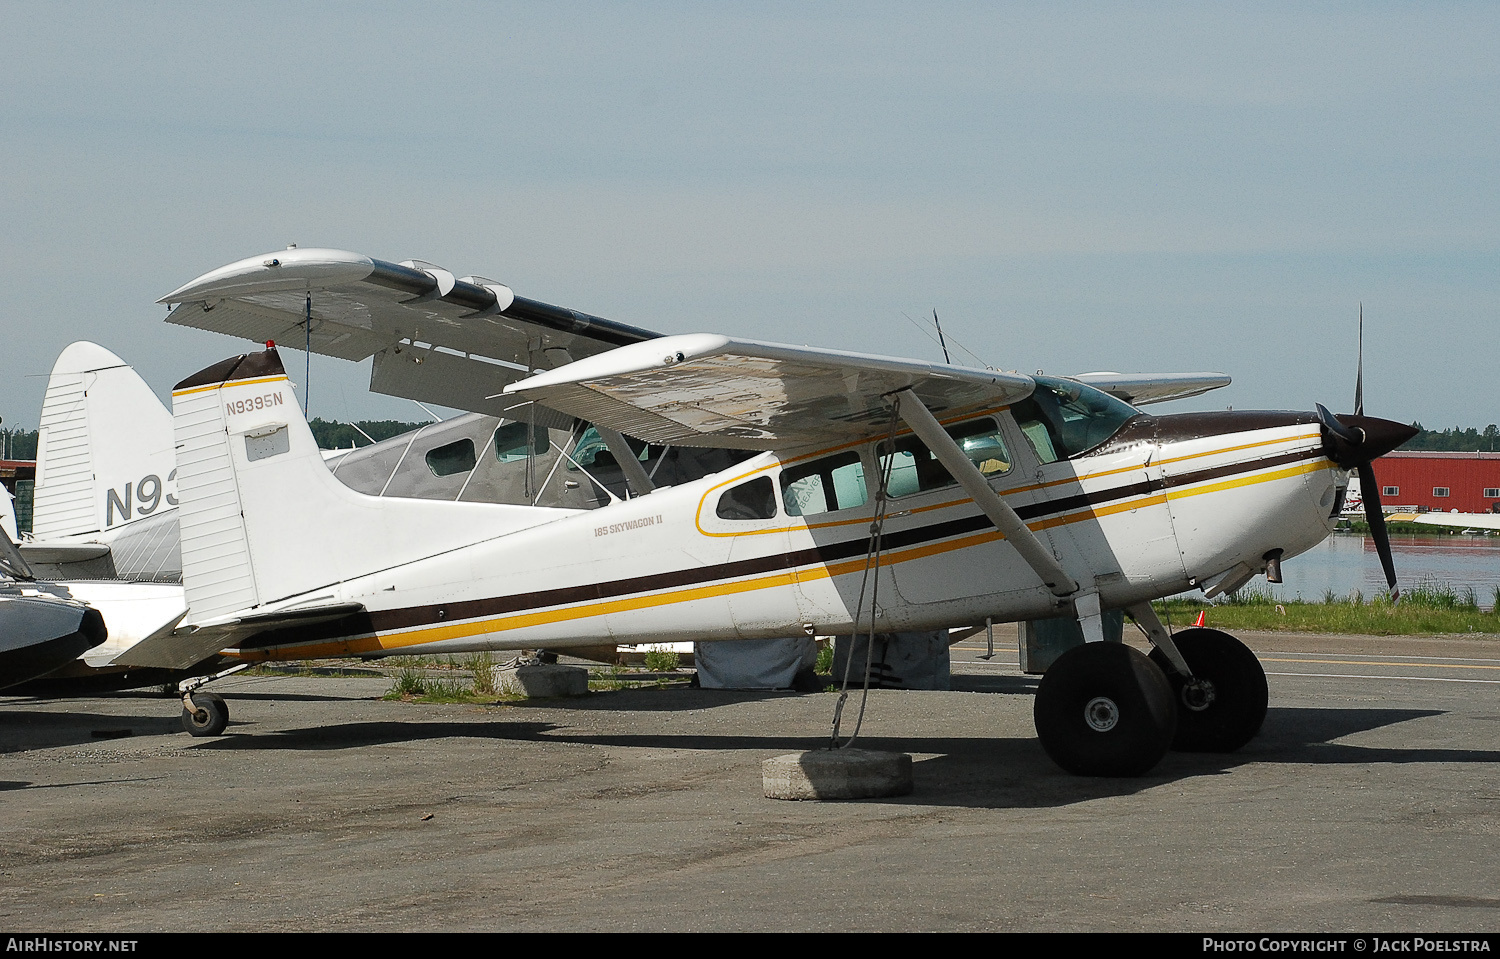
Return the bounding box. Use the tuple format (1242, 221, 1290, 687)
(159, 247, 658, 418)
(504, 333, 1037, 449)
(1069, 371, 1231, 406)
(161, 249, 1228, 424)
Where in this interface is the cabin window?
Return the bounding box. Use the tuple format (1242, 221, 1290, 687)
(877, 418, 1012, 498)
(1433, 487, 1450, 498)
(1485, 488, 1500, 499)
(1011, 376, 1138, 463)
(426, 438, 476, 477)
(716, 476, 778, 521)
(781, 451, 868, 517)
(1383, 486, 1400, 497)
(494, 421, 548, 464)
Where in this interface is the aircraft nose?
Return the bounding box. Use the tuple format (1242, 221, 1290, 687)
(1331, 413, 1420, 464)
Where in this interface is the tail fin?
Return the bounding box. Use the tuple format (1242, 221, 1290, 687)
(31, 342, 174, 540)
(172, 348, 554, 624)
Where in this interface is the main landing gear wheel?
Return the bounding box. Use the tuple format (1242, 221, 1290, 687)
(181, 691, 229, 737)
(1149, 627, 1268, 753)
(1034, 642, 1177, 777)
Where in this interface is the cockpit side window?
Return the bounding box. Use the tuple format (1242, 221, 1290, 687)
(877, 417, 1012, 498)
(716, 476, 778, 521)
(425, 438, 477, 477)
(1012, 377, 1138, 462)
(494, 421, 549, 463)
(780, 451, 868, 517)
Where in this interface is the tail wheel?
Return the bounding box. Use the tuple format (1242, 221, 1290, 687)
(1034, 642, 1176, 777)
(1149, 627, 1267, 753)
(181, 691, 229, 737)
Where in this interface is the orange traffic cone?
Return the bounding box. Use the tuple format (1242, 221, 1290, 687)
(1192, 611, 1206, 628)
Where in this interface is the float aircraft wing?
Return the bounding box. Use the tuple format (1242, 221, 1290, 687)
(159, 247, 657, 418)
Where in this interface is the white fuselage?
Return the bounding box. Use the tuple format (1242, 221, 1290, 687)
(224, 407, 1342, 661)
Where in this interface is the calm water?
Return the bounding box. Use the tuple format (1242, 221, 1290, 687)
(1255, 533, 1500, 609)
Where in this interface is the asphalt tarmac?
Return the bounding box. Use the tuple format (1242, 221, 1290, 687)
(2, 627, 1498, 933)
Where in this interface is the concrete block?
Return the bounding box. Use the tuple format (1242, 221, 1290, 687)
(493, 663, 590, 698)
(762, 748, 913, 800)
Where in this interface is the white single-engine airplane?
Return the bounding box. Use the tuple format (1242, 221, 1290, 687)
(155, 248, 1415, 776)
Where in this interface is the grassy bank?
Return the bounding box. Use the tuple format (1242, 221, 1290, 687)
(1155, 584, 1500, 636)
(1339, 518, 1496, 537)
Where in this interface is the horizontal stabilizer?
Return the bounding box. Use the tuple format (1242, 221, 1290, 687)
(233, 602, 366, 629)
(93, 609, 194, 669)
(505, 333, 1036, 449)
(19, 541, 112, 564)
(120, 603, 366, 669)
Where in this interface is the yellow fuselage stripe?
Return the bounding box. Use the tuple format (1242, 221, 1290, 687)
(172, 374, 289, 398)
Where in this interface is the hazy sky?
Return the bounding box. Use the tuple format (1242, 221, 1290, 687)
(2, 2, 1496, 431)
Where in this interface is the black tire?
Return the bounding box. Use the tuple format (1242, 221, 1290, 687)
(180, 691, 229, 737)
(1034, 642, 1177, 777)
(1149, 627, 1268, 753)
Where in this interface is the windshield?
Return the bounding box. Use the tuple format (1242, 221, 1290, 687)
(1012, 376, 1138, 463)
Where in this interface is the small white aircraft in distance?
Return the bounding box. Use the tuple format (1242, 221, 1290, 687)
(153, 248, 1415, 776)
(1403, 511, 1500, 532)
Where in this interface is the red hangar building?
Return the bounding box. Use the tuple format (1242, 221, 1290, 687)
(1373, 451, 1500, 513)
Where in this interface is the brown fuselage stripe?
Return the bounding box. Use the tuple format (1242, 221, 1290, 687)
(236, 440, 1332, 652)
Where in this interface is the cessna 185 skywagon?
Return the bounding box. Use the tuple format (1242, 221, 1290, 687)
(156, 248, 1414, 776)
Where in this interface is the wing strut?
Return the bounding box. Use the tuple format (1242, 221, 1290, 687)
(893, 389, 1078, 599)
(597, 427, 657, 497)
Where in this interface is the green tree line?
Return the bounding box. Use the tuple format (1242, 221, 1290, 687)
(1, 429, 38, 460)
(308, 418, 430, 450)
(1402, 424, 1500, 452)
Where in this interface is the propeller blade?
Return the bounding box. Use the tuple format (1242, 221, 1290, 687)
(1358, 464, 1400, 601)
(1354, 303, 1364, 417)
